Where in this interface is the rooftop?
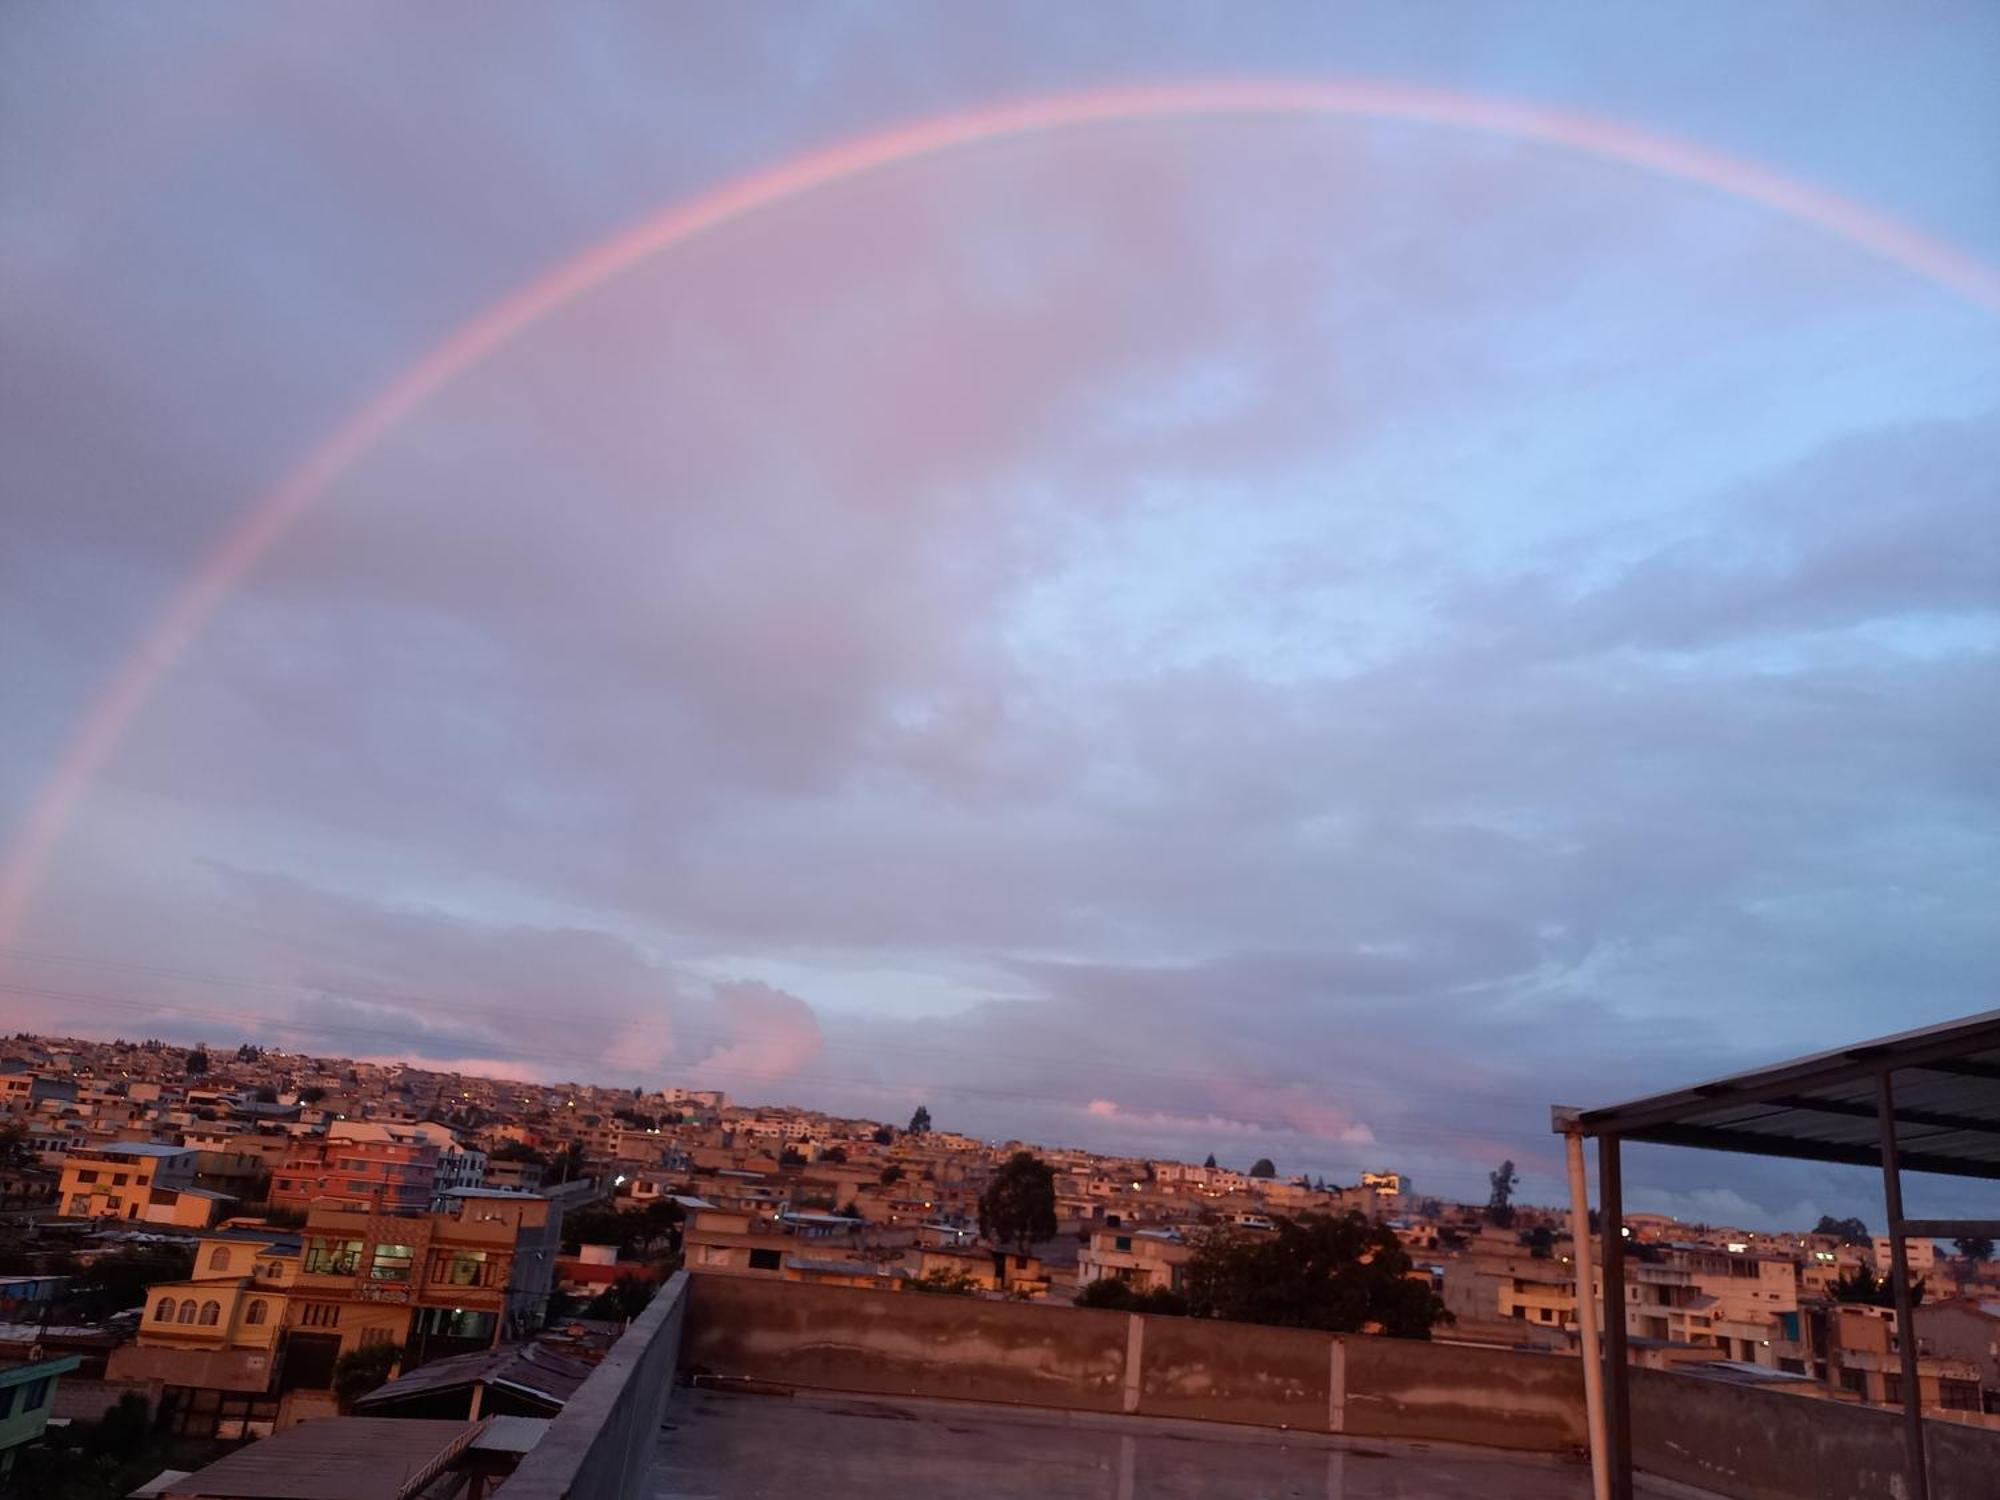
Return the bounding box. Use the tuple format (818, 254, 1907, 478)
(159, 1416, 476, 1499)
(650, 1388, 1697, 1499)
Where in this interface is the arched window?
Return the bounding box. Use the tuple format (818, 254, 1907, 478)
(177, 1299, 198, 1324)
(209, 1246, 231, 1272)
(199, 1300, 221, 1326)
(245, 1299, 268, 1326)
(154, 1297, 174, 1322)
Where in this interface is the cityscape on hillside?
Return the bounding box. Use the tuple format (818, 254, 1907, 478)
(0, 1026, 1995, 1495)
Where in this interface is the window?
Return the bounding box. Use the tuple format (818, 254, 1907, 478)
(1841, 1368, 1869, 1397)
(304, 1237, 363, 1275)
(748, 1248, 783, 1271)
(178, 1299, 199, 1324)
(245, 1299, 268, 1326)
(300, 1302, 341, 1328)
(360, 1326, 395, 1347)
(154, 1297, 175, 1321)
(199, 1300, 222, 1326)
(0, 1388, 13, 1419)
(1883, 1375, 1902, 1405)
(22, 1379, 49, 1410)
(209, 1246, 231, 1272)
(441, 1250, 488, 1286)
(74, 1169, 98, 1184)
(1114, 1236, 1132, 1252)
(369, 1243, 415, 1282)
(68, 1195, 91, 1215)
(113, 1173, 129, 1186)
(1941, 1381, 1981, 1411)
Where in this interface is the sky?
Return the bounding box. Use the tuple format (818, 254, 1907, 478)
(3, 2, 1997, 1229)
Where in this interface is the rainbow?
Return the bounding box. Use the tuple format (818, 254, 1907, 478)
(6, 78, 1997, 948)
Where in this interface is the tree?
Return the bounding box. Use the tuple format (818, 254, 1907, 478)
(252, 1085, 279, 1104)
(880, 1164, 904, 1186)
(299, 1085, 327, 1104)
(779, 1146, 806, 1167)
(838, 1200, 862, 1219)
(1203, 1154, 1218, 1169)
(1248, 1158, 1277, 1179)
(235, 1043, 262, 1062)
(1813, 1215, 1870, 1246)
(1521, 1225, 1556, 1260)
(1486, 1160, 1518, 1228)
(1832, 1265, 1926, 1309)
(908, 1104, 933, 1135)
(906, 1267, 978, 1296)
(1956, 1235, 1995, 1262)
(1077, 1277, 1189, 1315)
(184, 1048, 209, 1076)
(0, 1119, 34, 1173)
(821, 1145, 848, 1164)
(71, 1243, 194, 1321)
(550, 1140, 587, 1185)
(585, 1275, 656, 1322)
(1184, 1212, 1450, 1338)
(492, 1140, 548, 1165)
(872, 1125, 895, 1146)
(979, 1151, 1057, 1254)
(332, 1342, 402, 1411)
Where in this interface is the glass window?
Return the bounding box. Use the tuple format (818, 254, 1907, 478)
(199, 1300, 221, 1326)
(23, 1379, 49, 1410)
(304, 1237, 363, 1275)
(209, 1246, 231, 1272)
(748, 1248, 782, 1271)
(0, 1388, 14, 1419)
(443, 1250, 488, 1286)
(370, 1243, 415, 1282)
(178, 1299, 199, 1324)
(74, 1169, 98, 1184)
(245, 1299, 268, 1326)
(154, 1297, 175, 1321)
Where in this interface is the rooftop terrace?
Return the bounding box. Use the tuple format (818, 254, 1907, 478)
(652, 1387, 1687, 1500)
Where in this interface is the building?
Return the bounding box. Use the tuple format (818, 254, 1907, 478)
(1911, 1297, 2000, 1413)
(1077, 1226, 1191, 1294)
(0, 1352, 83, 1480)
(57, 1142, 225, 1224)
(107, 1226, 302, 1439)
(1361, 1170, 1406, 1198)
(149, 1416, 484, 1500)
(270, 1122, 445, 1215)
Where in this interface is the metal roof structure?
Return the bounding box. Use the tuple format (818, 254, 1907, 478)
(1570, 1008, 2000, 1181)
(1553, 1008, 2000, 1500)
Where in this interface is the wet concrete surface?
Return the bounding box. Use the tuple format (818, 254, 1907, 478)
(649, 1387, 1699, 1498)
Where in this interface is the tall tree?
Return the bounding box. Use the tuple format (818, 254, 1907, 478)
(1248, 1158, 1277, 1179)
(1184, 1212, 1450, 1338)
(1813, 1215, 1870, 1245)
(1953, 1235, 1994, 1262)
(1486, 1160, 1518, 1227)
(908, 1104, 932, 1135)
(979, 1151, 1057, 1254)
(1203, 1154, 1218, 1170)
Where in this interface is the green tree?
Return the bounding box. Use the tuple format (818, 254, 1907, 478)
(1486, 1160, 1518, 1228)
(906, 1267, 978, 1296)
(299, 1085, 327, 1104)
(0, 1118, 34, 1172)
(1521, 1225, 1556, 1259)
(1185, 1212, 1451, 1339)
(1248, 1158, 1277, 1179)
(979, 1151, 1057, 1254)
(908, 1104, 933, 1135)
(821, 1145, 848, 1164)
(1956, 1236, 1995, 1262)
(332, 1342, 402, 1411)
(872, 1125, 895, 1146)
(184, 1048, 209, 1076)
(880, 1164, 904, 1186)
(1813, 1215, 1870, 1245)
(1203, 1154, 1218, 1169)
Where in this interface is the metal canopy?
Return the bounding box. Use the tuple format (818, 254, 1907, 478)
(1554, 1008, 2000, 1500)
(1571, 1008, 2000, 1179)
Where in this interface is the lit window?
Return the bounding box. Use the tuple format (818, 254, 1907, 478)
(304, 1238, 363, 1275)
(370, 1243, 415, 1282)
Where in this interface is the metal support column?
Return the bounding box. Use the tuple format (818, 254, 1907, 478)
(1599, 1134, 1633, 1500)
(1878, 1070, 1930, 1500)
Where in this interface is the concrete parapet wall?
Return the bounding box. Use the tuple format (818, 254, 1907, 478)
(680, 1274, 1587, 1452)
(1630, 1365, 2000, 1500)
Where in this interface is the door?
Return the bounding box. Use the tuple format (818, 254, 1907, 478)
(278, 1332, 342, 1392)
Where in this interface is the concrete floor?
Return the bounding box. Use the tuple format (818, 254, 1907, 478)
(650, 1388, 1698, 1499)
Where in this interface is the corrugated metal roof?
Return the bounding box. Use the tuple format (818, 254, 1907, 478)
(159, 1417, 476, 1499)
(1569, 1009, 2000, 1179)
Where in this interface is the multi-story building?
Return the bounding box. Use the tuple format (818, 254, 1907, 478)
(1077, 1226, 1191, 1294)
(0, 1352, 83, 1481)
(57, 1141, 227, 1225)
(271, 1122, 443, 1214)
